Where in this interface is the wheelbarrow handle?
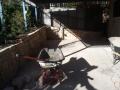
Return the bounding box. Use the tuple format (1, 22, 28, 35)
(23, 56, 48, 61)
(23, 56, 38, 61)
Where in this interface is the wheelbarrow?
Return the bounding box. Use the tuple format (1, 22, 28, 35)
(23, 48, 65, 88)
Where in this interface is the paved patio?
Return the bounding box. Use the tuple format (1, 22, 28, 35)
(5, 38, 120, 90)
(44, 38, 120, 90)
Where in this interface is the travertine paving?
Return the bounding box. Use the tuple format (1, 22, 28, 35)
(47, 39, 120, 90)
(4, 39, 120, 90)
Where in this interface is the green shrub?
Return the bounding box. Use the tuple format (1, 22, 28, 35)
(3, 0, 24, 40)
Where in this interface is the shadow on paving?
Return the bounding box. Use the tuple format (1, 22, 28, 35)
(10, 61, 41, 90)
(47, 57, 98, 90)
(81, 38, 110, 46)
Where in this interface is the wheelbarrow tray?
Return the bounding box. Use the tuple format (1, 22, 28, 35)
(37, 48, 65, 62)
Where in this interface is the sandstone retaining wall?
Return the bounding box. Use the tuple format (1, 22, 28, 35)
(0, 26, 47, 88)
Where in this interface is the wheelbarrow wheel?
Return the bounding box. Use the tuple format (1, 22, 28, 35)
(38, 73, 44, 88)
(38, 69, 51, 87)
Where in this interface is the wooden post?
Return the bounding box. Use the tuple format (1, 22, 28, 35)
(35, 6, 38, 22)
(62, 27, 64, 40)
(22, 0, 27, 31)
(0, 0, 4, 30)
(50, 12, 53, 26)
